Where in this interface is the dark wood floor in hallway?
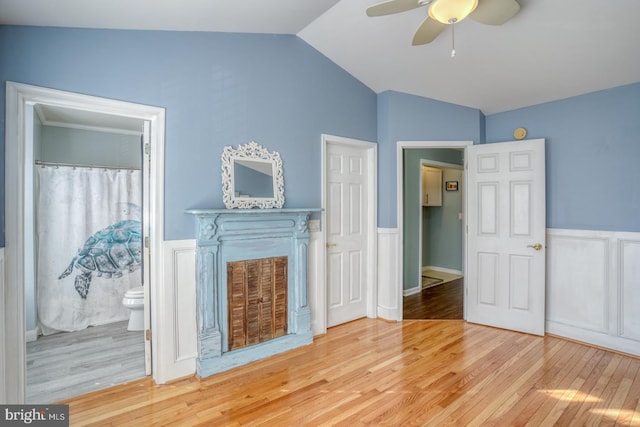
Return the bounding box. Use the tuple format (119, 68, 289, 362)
(403, 278, 464, 319)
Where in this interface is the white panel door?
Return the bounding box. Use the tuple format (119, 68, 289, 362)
(326, 143, 368, 327)
(467, 138, 546, 336)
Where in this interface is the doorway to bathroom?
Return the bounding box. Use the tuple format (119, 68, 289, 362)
(4, 82, 166, 404)
(25, 104, 149, 403)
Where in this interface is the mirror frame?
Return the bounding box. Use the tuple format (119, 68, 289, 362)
(221, 141, 285, 209)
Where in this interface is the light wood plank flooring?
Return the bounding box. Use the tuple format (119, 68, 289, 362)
(62, 319, 640, 426)
(27, 320, 146, 403)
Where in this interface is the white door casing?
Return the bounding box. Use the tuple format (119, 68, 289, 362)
(322, 135, 377, 329)
(466, 138, 546, 336)
(142, 121, 152, 376)
(3, 82, 166, 403)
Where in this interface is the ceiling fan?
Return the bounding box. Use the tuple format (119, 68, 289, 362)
(366, 0, 520, 46)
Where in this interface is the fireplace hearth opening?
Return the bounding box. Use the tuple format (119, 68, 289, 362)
(227, 256, 288, 351)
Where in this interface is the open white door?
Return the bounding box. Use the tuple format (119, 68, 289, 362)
(466, 138, 546, 336)
(142, 121, 152, 375)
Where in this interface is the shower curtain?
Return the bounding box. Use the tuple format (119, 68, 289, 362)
(37, 165, 142, 334)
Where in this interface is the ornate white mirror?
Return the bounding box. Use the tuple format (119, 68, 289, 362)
(222, 141, 284, 209)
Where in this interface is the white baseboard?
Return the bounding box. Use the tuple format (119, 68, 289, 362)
(403, 286, 421, 297)
(422, 266, 463, 276)
(26, 329, 39, 343)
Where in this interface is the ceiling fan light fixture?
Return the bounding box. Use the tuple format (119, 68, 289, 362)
(428, 0, 478, 25)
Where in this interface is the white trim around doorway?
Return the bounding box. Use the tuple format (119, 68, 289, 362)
(3, 82, 166, 403)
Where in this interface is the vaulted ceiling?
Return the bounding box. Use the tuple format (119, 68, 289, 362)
(1, 0, 639, 114)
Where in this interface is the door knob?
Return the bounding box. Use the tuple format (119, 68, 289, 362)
(326, 243, 337, 249)
(527, 243, 543, 251)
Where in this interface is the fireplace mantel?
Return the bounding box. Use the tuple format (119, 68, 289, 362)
(186, 208, 320, 377)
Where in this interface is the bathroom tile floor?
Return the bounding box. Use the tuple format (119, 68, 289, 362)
(26, 320, 145, 403)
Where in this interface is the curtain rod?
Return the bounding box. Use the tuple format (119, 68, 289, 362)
(35, 160, 141, 171)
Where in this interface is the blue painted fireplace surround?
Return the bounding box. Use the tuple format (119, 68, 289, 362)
(186, 209, 320, 377)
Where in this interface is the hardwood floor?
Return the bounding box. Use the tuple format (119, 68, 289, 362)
(27, 321, 146, 403)
(403, 278, 464, 319)
(62, 319, 640, 426)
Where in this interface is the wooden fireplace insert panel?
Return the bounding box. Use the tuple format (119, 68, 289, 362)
(227, 256, 288, 351)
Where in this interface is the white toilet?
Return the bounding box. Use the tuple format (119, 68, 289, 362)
(122, 286, 145, 331)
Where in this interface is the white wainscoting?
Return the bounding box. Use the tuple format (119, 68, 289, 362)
(158, 240, 198, 382)
(546, 229, 640, 356)
(308, 229, 326, 336)
(377, 228, 402, 321)
(0, 247, 5, 403)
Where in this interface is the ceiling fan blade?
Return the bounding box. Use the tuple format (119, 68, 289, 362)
(366, 0, 421, 17)
(412, 16, 446, 45)
(469, 0, 520, 25)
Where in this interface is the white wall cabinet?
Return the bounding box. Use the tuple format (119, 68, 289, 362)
(422, 166, 442, 206)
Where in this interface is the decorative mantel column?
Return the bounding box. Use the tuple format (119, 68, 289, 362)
(185, 208, 320, 378)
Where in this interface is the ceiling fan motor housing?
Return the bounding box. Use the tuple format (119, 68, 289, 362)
(428, 0, 479, 25)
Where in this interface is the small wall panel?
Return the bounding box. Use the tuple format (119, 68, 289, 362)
(162, 240, 197, 379)
(308, 230, 325, 336)
(620, 239, 640, 341)
(172, 248, 198, 363)
(377, 228, 401, 321)
(509, 255, 531, 311)
(478, 183, 498, 235)
(546, 229, 640, 356)
(546, 234, 608, 333)
(478, 252, 498, 306)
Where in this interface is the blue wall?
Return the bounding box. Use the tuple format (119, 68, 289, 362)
(377, 91, 483, 228)
(1, 26, 638, 245)
(0, 25, 378, 244)
(486, 83, 640, 232)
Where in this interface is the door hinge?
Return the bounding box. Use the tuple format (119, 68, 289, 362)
(144, 236, 150, 248)
(145, 329, 151, 341)
(144, 143, 151, 155)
